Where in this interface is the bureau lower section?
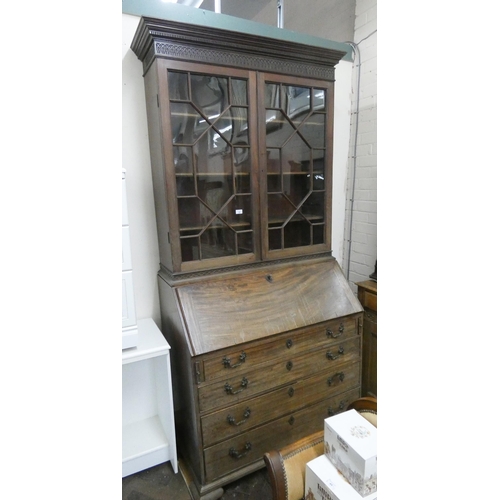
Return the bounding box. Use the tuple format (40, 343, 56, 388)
(157, 258, 364, 499)
(181, 317, 362, 492)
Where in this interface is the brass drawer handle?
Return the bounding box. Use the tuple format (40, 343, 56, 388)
(286, 361, 293, 371)
(326, 323, 344, 338)
(227, 407, 251, 426)
(224, 377, 249, 395)
(327, 372, 345, 386)
(229, 442, 252, 459)
(286, 339, 293, 349)
(222, 352, 247, 369)
(328, 399, 347, 416)
(326, 346, 345, 361)
(288, 387, 295, 397)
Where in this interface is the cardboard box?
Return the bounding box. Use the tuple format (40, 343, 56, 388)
(305, 454, 377, 500)
(324, 409, 377, 497)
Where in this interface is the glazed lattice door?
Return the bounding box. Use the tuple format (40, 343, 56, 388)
(259, 73, 334, 259)
(161, 62, 260, 271)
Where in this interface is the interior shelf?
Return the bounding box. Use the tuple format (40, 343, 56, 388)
(122, 416, 171, 476)
(175, 172, 251, 176)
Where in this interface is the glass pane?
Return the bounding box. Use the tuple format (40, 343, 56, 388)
(313, 88, 325, 110)
(168, 71, 189, 100)
(190, 75, 229, 122)
(313, 224, 325, 244)
(194, 134, 231, 174)
(235, 172, 251, 194)
(281, 133, 311, 173)
(300, 113, 325, 148)
(170, 102, 208, 144)
(237, 232, 253, 255)
(267, 149, 280, 174)
(173, 146, 194, 174)
(197, 176, 232, 213)
(284, 85, 310, 126)
(227, 194, 253, 228)
(283, 174, 310, 207)
(265, 83, 280, 108)
(200, 225, 235, 258)
(212, 107, 248, 146)
(231, 79, 248, 106)
(302, 192, 325, 221)
(266, 111, 294, 148)
(212, 108, 234, 144)
(234, 140, 250, 162)
(268, 193, 295, 225)
(267, 173, 281, 193)
(312, 152, 325, 176)
(269, 228, 282, 250)
(312, 172, 325, 191)
(228, 107, 248, 143)
(211, 125, 232, 167)
(180, 236, 199, 262)
(176, 175, 195, 197)
(284, 219, 311, 248)
(178, 197, 215, 230)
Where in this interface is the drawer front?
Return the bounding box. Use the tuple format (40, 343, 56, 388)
(361, 290, 377, 311)
(203, 387, 361, 482)
(201, 360, 361, 447)
(200, 315, 359, 383)
(198, 337, 361, 414)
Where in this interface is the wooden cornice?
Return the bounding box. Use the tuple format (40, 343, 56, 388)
(131, 16, 346, 79)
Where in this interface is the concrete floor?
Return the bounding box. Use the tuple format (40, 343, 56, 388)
(122, 460, 273, 500)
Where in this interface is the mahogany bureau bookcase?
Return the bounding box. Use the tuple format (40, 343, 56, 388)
(130, 14, 362, 500)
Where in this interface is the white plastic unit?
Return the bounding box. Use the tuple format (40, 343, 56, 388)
(122, 168, 138, 349)
(122, 318, 178, 477)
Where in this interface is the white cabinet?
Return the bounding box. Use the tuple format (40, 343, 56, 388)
(122, 169, 138, 349)
(122, 318, 178, 477)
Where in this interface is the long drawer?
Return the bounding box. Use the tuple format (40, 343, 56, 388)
(203, 387, 361, 482)
(201, 360, 361, 447)
(199, 315, 359, 383)
(198, 336, 361, 414)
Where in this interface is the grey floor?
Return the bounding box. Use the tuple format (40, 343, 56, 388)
(122, 460, 273, 500)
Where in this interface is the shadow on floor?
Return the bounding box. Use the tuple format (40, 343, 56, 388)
(122, 461, 273, 500)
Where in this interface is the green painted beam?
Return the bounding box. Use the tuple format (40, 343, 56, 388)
(122, 0, 353, 61)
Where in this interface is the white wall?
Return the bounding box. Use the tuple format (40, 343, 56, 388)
(342, 0, 377, 285)
(122, 10, 353, 322)
(332, 59, 354, 263)
(122, 14, 162, 326)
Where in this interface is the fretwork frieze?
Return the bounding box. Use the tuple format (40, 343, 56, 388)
(152, 41, 336, 80)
